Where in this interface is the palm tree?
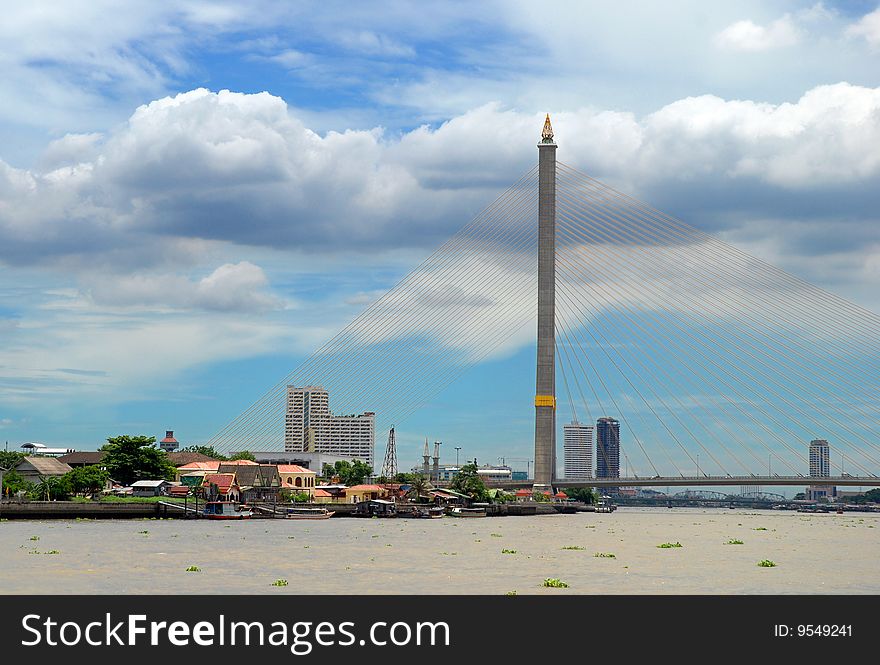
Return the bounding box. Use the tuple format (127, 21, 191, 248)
(406, 474, 433, 503)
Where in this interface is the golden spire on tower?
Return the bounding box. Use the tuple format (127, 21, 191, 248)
(540, 113, 554, 143)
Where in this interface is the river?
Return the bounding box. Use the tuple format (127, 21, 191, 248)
(1, 507, 877, 594)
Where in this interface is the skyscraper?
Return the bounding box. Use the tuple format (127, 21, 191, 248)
(596, 417, 620, 493)
(807, 438, 835, 501)
(284, 386, 375, 466)
(563, 420, 593, 480)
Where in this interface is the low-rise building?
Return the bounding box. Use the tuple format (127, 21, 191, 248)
(130, 480, 171, 497)
(13, 456, 73, 482)
(278, 464, 318, 498)
(202, 473, 241, 502)
(217, 462, 281, 502)
(343, 484, 389, 503)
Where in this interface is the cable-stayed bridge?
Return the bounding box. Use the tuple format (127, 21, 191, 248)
(206, 117, 880, 490)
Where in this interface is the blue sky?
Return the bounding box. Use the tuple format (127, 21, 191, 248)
(1, 1, 880, 482)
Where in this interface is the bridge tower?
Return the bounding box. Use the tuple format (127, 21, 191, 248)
(534, 114, 557, 491)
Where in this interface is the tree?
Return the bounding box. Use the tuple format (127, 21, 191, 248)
(405, 473, 433, 502)
(0, 450, 24, 470)
(65, 465, 110, 496)
(100, 435, 176, 485)
(228, 450, 256, 462)
(37, 475, 72, 501)
(450, 463, 488, 501)
(1, 468, 28, 496)
(323, 460, 372, 486)
(560, 487, 598, 504)
(178, 445, 228, 461)
(394, 472, 417, 484)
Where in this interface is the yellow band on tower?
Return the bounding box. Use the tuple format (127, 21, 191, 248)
(534, 395, 556, 408)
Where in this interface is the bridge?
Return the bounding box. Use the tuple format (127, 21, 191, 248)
(205, 115, 880, 493)
(488, 475, 880, 490)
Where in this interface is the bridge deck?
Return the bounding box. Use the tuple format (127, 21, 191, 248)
(488, 475, 879, 489)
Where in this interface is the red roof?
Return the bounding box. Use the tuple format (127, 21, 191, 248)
(222, 459, 258, 466)
(313, 489, 332, 498)
(345, 484, 385, 492)
(203, 473, 237, 493)
(514, 489, 532, 496)
(166, 485, 190, 497)
(554, 492, 568, 498)
(277, 464, 315, 474)
(178, 461, 221, 472)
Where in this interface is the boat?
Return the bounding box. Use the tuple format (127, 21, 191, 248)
(448, 506, 487, 518)
(286, 507, 335, 520)
(202, 501, 253, 519)
(410, 506, 445, 519)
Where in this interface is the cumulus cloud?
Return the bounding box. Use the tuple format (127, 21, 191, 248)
(85, 262, 285, 313)
(846, 7, 880, 47)
(1, 83, 879, 274)
(714, 15, 802, 51)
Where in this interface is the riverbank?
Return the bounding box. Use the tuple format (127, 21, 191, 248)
(1, 507, 877, 594)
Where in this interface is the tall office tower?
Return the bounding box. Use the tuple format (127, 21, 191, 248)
(284, 386, 375, 466)
(596, 417, 620, 493)
(807, 438, 835, 501)
(285, 386, 331, 453)
(563, 420, 593, 480)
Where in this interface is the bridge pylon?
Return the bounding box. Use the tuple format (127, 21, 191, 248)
(533, 114, 557, 492)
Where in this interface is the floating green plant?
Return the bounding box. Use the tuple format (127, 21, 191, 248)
(185, 565, 201, 572)
(501, 549, 517, 554)
(490, 533, 503, 538)
(754, 527, 768, 531)
(726, 539, 744, 545)
(656, 542, 682, 548)
(44, 550, 61, 555)
(506, 591, 517, 596)
(543, 578, 569, 588)
(271, 579, 289, 587)
(758, 559, 777, 567)
(561, 545, 586, 550)
(29, 536, 40, 541)
(594, 552, 616, 558)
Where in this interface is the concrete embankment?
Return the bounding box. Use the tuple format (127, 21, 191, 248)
(0, 500, 588, 520)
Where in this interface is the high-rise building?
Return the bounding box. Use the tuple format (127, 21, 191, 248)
(284, 386, 375, 466)
(807, 438, 835, 501)
(563, 420, 593, 480)
(596, 417, 620, 492)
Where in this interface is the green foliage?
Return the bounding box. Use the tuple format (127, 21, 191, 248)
(291, 491, 310, 503)
(64, 465, 109, 496)
(726, 539, 744, 545)
(542, 578, 569, 588)
(405, 473, 432, 501)
(185, 565, 201, 572)
(228, 450, 256, 462)
(1, 468, 30, 496)
(100, 435, 176, 485)
(532, 491, 551, 502)
(322, 460, 372, 486)
(559, 487, 599, 504)
(0, 450, 25, 470)
(501, 549, 517, 554)
(758, 559, 777, 567)
(449, 463, 489, 501)
(753, 527, 768, 531)
(594, 552, 616, 558)
(657, 542, 683, 548)
(271, 579, 289, 587)
(394, 472, 417, 484)
(561, 545, 586, 550)
(36, 475, 72, 500)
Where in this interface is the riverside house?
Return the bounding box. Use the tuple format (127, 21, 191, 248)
(216, 462, 281, 502)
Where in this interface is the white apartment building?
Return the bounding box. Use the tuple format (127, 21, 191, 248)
(563, 420, 593, 480)
(284, 386, 375, 466)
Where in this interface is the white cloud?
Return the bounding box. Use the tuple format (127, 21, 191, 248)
(85, 262, 285, 313)
(846, 8, 880, 47)
(336, 30, 415, 58)
(714, 15, 802, 51)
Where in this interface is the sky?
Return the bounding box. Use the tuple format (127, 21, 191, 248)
(1, 1, 880, 481)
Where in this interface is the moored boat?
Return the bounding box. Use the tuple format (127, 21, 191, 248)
(411, 506, 445, 519)
(286, 507, 335, 520)
(202, 501, 253, 519)
(448, 506, 486, 518)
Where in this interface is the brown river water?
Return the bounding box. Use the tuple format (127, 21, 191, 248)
(1, 508, 877, 594)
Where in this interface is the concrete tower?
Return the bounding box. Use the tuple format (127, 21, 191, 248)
(534, 114, 557, 490)
(432, 441, 441, 482)
(422, 438, 430, 478)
